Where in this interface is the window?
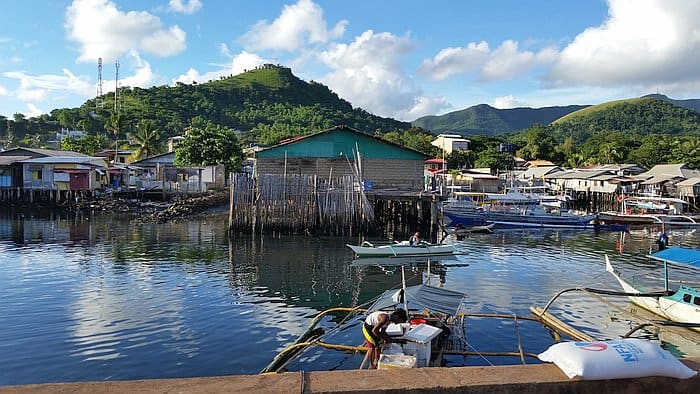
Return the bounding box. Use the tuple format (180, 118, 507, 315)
(683, 293, 691, 303)
(693, 296, 700, 306)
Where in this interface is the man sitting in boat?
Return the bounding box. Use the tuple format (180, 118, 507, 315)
(362, 309, 408, 369)
(409, 232, 421, 245)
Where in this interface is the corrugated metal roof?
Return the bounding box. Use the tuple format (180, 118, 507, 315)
(0, 147, 87, 157)
(256, 125, 427, 160)
(20, 156, 107, 166)
(676, 177, 700, 186)
(0, 155, 31, 165)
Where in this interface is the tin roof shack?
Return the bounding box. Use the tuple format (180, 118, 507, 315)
(130, 152, 225, 193)
(255, 126, 428, 191)
(0, 148, 93, 190)
(637, 163, 700, 197)
(545, 168, 641, 194)
(517, 166, 563, 187)
(677, 178, 700, 198)
(19, 156, 108, 191)
(0, 156, 31, 188)
(451, 170, 500, 193)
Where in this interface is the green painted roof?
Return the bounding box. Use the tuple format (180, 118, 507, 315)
(256, 126, 427, 160)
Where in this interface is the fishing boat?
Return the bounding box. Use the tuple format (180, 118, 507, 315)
(597, 196, 700, 227)
(347, 240, 457, 257)
(261, 263, 571, 373)
(443, 203, 595, 229)
(605, 247, 700, 332)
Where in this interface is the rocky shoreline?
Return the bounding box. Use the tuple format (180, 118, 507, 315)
(67, 190, 230, 224)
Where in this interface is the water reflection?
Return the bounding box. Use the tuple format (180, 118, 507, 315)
(0, 212, 698, 384)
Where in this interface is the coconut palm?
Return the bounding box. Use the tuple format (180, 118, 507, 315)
(130, 120, 165, 160)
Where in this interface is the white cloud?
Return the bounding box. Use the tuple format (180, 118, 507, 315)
(241, 0, 347, 52)
(418, 41, 490, 81)
(3, 69, 93, 98)
(402, 96, 451, 120)
(0, 85, 8, 96)
(492, 94, 527, 109)
(419, 40, 556, 82)
(25, 103, 43, 118)
(65, 0, 187, 63)
(173, 51, 267, 84)
(168, 0, 202, 15)
(318, 30, 418, 118)
(547, 0, 700, 89)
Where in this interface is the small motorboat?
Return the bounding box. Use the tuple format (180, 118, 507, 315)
(347, 240, 457, 258)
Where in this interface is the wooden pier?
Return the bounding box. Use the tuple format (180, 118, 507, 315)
(227, 173, 440, 237)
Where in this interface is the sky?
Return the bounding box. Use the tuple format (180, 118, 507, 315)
(2, 0, 700, 122)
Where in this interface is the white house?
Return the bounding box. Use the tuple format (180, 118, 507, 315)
(431, 134, 470, 155)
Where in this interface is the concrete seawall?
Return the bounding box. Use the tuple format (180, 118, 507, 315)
(2, 357, 697, 394)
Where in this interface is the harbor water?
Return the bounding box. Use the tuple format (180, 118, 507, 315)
(1, 211, 698, 385)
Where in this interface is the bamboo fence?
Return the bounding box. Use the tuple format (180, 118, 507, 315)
(228, 173, 375, 235)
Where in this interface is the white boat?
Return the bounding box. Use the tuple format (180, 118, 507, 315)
(598, 196, 700, 227)
(605, 247, 700, 332)
(347, 240, 457, 257)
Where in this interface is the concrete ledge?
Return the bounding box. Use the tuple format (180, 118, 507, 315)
(2, 357, 697, 394)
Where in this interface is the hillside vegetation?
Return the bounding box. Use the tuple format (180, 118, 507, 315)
(550, 97, 700, 143)
(412, 104, 588, 136)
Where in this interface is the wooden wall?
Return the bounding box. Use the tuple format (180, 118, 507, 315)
(255, 157, 424, 190)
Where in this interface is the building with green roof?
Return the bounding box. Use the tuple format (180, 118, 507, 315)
(255, 125, 427, 191)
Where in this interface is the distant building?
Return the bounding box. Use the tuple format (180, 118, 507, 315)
(431, 134, 470, 155)
(168, 136, 185, 152)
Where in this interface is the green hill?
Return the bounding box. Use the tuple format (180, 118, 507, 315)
(59, 65, 409, 145)
(550, 97, 700, 143)
(412, 104, 588, 136)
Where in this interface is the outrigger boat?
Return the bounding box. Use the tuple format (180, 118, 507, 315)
(605, 247, 700, 332)
(262, 263, 589, 373)
(597, 196, 700, 227)
(347, 240, 457, 258)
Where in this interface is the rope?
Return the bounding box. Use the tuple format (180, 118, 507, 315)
(513, 314, 526, 365)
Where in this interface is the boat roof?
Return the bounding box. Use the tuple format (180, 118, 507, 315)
(648, 247, 700, 268)
(369, 284, 466, 316)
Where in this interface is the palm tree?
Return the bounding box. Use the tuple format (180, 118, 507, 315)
(130, 120, 165, 160)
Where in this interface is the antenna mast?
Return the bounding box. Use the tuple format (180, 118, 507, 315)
(114, 60, 120, 113)
(96, 57, 104, 109)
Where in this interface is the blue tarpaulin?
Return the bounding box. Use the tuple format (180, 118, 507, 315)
(649, 247, 700, 268)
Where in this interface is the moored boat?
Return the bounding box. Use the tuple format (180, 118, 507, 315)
(597, 196, 700, 227)
(605, 247, 700, 332)
(347, 241, 457, 257)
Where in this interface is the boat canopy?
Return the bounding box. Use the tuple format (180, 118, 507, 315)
(648, 247, 700, 268)
(368, 284, 466, 316)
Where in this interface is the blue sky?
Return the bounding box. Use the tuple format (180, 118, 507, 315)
(2, 0, 699, 122)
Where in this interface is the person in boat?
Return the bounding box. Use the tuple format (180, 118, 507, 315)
(657, 226, 669, 251)
(362, 308, 408, 369)
(409, 232, 421, 246)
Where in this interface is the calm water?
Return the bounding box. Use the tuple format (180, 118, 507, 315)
(1, 211, 698, 385)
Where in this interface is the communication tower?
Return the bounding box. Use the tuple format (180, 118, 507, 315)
(114, 60, 120, 113)
(96, 57, 104, 109)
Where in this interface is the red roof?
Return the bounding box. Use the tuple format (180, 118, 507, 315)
(425, 158, 446, 164)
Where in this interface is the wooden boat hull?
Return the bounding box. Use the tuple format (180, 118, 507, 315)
(347, 243, 456, 257)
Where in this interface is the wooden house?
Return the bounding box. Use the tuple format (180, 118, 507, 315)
(18, 156, 107, 190)
(130, 151, 225, 192)
(637, 163, 700, 197)
(545, 169, 641, 194)
(254, 125, 428, 191)
(0, 148, 90, 189)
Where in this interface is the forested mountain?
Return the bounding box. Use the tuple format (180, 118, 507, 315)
(550, 97, 700, 143)
(0, 65, 410, 147)
(643, 93, 700, 113)
(411, 104, 588, 136)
